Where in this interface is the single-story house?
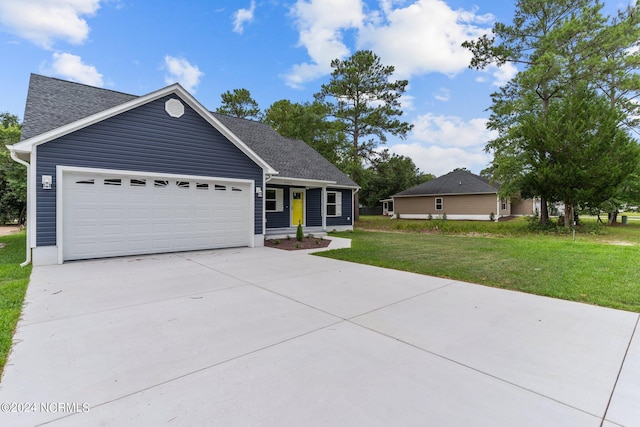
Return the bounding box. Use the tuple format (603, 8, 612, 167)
(8, 74, 358, 265)
(391, 169, 535, 220)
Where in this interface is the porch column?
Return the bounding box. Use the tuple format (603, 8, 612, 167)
(322, 186, 327, 231)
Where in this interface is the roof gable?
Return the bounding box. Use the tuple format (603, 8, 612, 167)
(11, 74, 275, 174)
(394, 169, 498, 197)
(11, 74, 357, 187)
(20, 74, 137, 141)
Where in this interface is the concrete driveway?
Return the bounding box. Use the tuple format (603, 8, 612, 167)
(1, 243, 639, 426)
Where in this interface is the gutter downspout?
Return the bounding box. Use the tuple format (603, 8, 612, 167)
(353, 187, 360, 224)
(8, 148, 31, 267)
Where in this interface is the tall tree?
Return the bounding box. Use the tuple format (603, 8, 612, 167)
(0, 112, 26, 224)
(517, 85, 639, 225)
(263, 99, 347, 165)
(596, 5, 640, 131)
(463, 0, 640, 224)
(314, 50, 413, 169)
(215, 88, 263, 120)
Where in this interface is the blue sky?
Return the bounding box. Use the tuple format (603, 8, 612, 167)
(0, 0, 631, 176)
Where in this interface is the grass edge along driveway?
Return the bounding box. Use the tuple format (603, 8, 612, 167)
(319, 227, 640, 313)
(0, 232, 31, 376)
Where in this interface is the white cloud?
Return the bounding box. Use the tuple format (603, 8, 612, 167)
(357, 0, 494, 79)
(474, 63, 518, 87)
(490, 63, 518, 86)
(284, 0, 366, 88)
(434, 87, 450, 102)
(284, 0, 496, 88)
(389, 142, 490, 176)
(50, 52, 103, 86)
(163, 55, 204, 93)
(411, 113, 496, 148)
(387, 113, 496, 175)
(0, 0, 101, 49)
(233, 1, 256, 34)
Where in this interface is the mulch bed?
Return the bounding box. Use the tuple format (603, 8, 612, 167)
(264, 236, 331, 251)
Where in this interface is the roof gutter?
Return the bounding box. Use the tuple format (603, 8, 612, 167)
(7, 146, 31, 267)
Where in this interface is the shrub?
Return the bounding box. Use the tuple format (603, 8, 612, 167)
(274, 239, 280, 245)
(489, 212, 495, 221)
(428, 213, 433, 220)
(296, 222, 304, 242)
(442, 212, 447, 220)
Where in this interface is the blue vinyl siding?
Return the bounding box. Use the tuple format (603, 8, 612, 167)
(265, 186, 352, 229)
(265, 185, 290, 228)
(306, 189, 322, 227)
(327, 188, 353, 227)
(35, 96, 264, 246)
(265, 186, 321, 229)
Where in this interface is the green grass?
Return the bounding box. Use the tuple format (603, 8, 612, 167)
(0, 232, 31, 375)
(320, 216, 640, 312)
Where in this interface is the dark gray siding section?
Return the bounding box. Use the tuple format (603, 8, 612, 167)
(264, 186, 352, 229)
(36, 96, 264, 246)
(327, 188, 353, 227)
(306, 188, 322, 227)
(265, 185, 290, 228)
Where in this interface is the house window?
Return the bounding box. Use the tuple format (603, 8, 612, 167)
(435, 197, 443, 210)
(501, 198, 507, 210)
(327, 191, 342, 217)
(266, 188, 284, 212)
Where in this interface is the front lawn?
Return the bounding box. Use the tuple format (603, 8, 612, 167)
(320, 217, 640, 312)
(0, 232, 31, 375)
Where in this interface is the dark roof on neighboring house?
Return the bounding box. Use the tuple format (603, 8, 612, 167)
(393, 169, 498, 197)
(20, 74, 357, 188)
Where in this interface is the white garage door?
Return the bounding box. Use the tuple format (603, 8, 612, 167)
(62, 170, 252, 261)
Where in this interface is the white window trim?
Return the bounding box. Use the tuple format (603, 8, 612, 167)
(266, 187, 284, 212)
(327, 191, 342, 217)
(435, 197, 443, 210)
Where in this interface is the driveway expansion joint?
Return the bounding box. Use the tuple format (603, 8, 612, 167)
(600, 313, 640, 427)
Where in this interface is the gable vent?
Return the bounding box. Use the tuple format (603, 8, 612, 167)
(165, 98, 185, 118)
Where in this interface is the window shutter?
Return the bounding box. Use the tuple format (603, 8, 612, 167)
(275, 188, 284, 212)
(335, 192, 342, 216)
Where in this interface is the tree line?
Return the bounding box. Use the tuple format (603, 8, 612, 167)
(0, 112, 25, 224)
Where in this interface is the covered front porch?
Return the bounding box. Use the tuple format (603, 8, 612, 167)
(264, 226, 328, 240)
(264, 177, 355, 239)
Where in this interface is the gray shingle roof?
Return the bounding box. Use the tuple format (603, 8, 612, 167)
(394, 169, 498, 197)
(20, 74, 357, 188)
(20, 74, 137, 140)
(212, 114, 357, 187)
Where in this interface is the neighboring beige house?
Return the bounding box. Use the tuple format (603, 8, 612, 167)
(392, 169, 535, 221)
